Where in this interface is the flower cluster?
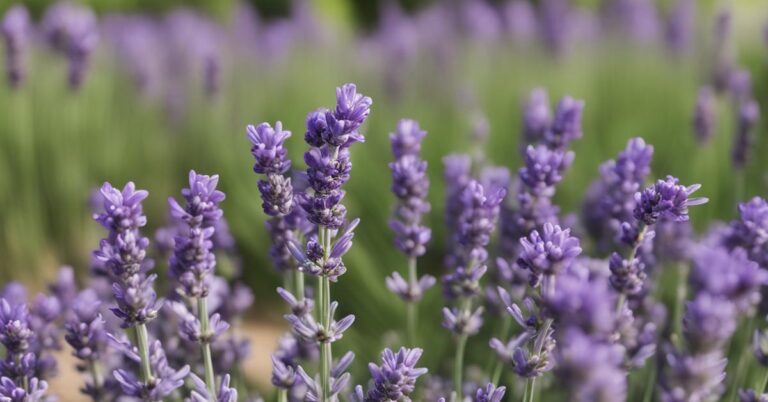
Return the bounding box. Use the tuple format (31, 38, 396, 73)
(353, 347, 428, 402)
(299, 83, 371, 230)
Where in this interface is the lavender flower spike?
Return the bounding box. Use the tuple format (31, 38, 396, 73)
(544, 96, 584, 150)
(522, 88, 551, 148)
(474, 384, 506, 402)
(1, 5, 30, 89)
(725, 197, 768, 268)
(517, 223, 582, 288)
(693, 86, 717, 144)
(359, 347, 428, 402)
(247, 122, 294, 217)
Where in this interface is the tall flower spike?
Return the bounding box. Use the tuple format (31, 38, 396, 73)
(693, 86, 717, 144)
(1, 5, 30, 88)
(519, 145, 574, 197)
(732, 98, 760, 170)
(726, 197, 768, 267)
(248, 122, 294, 217)
(544, 96, 584, 150)
(522, 88, 551, 148)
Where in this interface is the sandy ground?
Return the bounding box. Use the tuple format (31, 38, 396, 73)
(49, 321, 285, 401)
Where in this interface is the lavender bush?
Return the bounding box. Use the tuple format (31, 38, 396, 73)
(1, 1, 768, 401)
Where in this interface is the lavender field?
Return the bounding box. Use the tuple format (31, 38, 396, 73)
(1, 1, 768, 401)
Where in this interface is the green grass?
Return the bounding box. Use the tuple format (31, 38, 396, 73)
(0, 24, 767, 399)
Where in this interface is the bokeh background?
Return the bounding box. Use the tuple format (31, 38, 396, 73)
(1, 0, 767, 399)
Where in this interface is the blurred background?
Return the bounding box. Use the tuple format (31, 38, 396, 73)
(0, 0, 767, 398)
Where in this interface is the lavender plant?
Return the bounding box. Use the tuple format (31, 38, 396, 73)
(386, 119, 435, 345)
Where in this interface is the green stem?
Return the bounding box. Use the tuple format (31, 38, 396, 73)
(672, 263, 689, 348)
(406, 257, 418, 345)
(319, 225, 333, 402)
(198, 297, 217, 401)
(523, 377, 536, 402)
(135, 323, 154, 384)
(278, 388, 288, 402)
(296, 270, 305, 302)
(453, 334, 468, 401)
(88, 360, 104, 398)
(490, 360, 504, 386)
(641, 362, 656, 402)
(728, 319, 755, 402)
(759, 368, 768, 393)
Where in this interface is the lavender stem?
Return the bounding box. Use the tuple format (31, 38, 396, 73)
(523, 377, 536, 402)
(135, 323, 154, 384)
(672, 262, 690, 347)
(198, 296, 217, 401)
(278, 388, 288, 402)
(407, 257, 418, 345)
(453, 333, 468, 402)
(320, 225, 333, 402)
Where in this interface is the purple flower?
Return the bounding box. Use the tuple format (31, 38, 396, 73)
(190, 373, 237, 402)
(442, 306, 484, 336)
(517, 223, 582, 287)
(257, 175, 294, 217)
(168, 171, 225, 298)
(288, 219, 358, 281)
(443, 154, 473, 238)
(583, 138, 654, 249)
(285, 302, 354, 343)
(693, 87, 717, 144)
(726, 197, 768, 267)
(544, 96, 584, 150)
(0, 376, 48, 402)
(519, 145, 574, 197)
(64, 290, 107, 365)
(665, 0, 695, 55)
(633, 176, 708, 225)
(554, 329, 626, 402)
(740, 389, 768, 402)
(732, 98, 760, 170)
(474, 384, 506, 402)
(659, 348, 727, 402)
(92, 182, 160, 328)
(689, 246, 767, 313)
(1, 5, 30, 89)
(247, 122, 292, 175)
(522, 88, 552, 148)
(298, 191, 347, 229)
(682, 293, 737, 354)
(608, 252, 646, 296)
(754, 328, 768, 367)
(0, 299, 33, 356)
(390, 119, 427, 159)
(305, 146, 352, 194)
(390, 156, 430, 221)
(113, 341, 190, 401)
(543, 272, 616, 336)
(360, 347, 428, 402)
(168, 170, 225, 227)
(272, 355, 296, 389)
(326, 83, 372, 146)
(456, 181, 506, 264)
(385, 272, 436, 303)
(389, 220, 431, 258)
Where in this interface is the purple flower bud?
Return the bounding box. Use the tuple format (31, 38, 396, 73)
(272, 354, 296, 389)
(442, 306, 484, 336)
(285, 302, 354, 343)
(247, 122, 292, 175)
(298, 191, 347, 229)
(385, 272, 436, 303)
(519, 145, 574, 197)
(660, 348, 727, 402)
(753, 329, 768, 367)
(726, 197, 768, 267)
(732, 98, 760, 170)
(683, 293, 737, 354)
(389, 221, 431, 258)
(690, 246, 766, 314)
(517, 223, 582, 286)
(693, 87, 717, 144)
(189, 373, 237, 402)
(113, 341, 190, 400)
(740, 389, 768, 402)
(1, 5, 30, 89)
(330, 83, 372, 143)
(305, 145, 352, 194)
(257, 175, 294, 217)
(544, 96, 584, 150)
(522, 88, 551, 148)
(305, 109, 329, 147)
(554, 329, 626, 402)
(474, 384, 505, 402)
(633, 176, 708, 225)
(543, 272, 616, 336)
(390, 119, 427, 159)
(361, 347, 428, 402)
(0, 376, 48, 402)
(608, 252, 646, 296)
(168, 170, 225, 227)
